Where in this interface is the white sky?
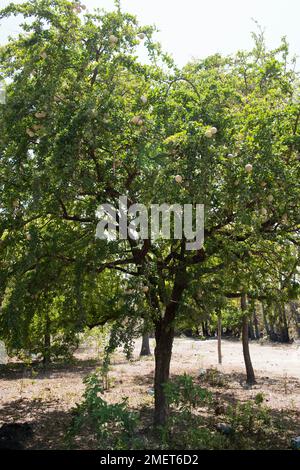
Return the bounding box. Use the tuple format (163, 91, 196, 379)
(0, 0, 300, 66)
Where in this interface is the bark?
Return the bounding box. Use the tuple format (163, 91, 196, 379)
(248, 320, 256, 340)
(140, 331, 151, 356)
(154, 316, 175, 427)
(202, 321, 209, 337)
(262, 302, 271, 338)
(217, 313, 222, 365)
(268, 324, 277, 342)
(253, 305, 260, 339)
(268, 304, 278, 342)
(153, 266, 187, 427)
(43, 313, 51, 365)
(278, 304, 290, 343)
(241, 294, 256, 385)
(289, 302, 300, 339)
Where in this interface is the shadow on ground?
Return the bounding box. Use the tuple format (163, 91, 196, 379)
(0, 359, 100, 382)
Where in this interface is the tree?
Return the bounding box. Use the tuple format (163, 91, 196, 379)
(140, 331, 151, 356)
(217, 311, 222, 365)
(241, 293, 256, 384)
(1, 1, 300, 426)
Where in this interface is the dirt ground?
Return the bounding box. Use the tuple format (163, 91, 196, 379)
(0, 337, 299, 449)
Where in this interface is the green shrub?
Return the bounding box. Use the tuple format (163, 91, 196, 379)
(204, 368, 228, 387)
(164, 373, 212, 413)
(226, 394, 271, 435)
(159, 374, 227, 450)
(66, 371, 139, 449)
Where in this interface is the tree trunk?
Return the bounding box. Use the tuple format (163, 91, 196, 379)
(241, 294, 256, 385)
(153, 264, 187, 427)
(253, 305, 260, 339)
(140, 331, 151, 356)
(248, 320, 256, 340)
(154, 317, 175, 426)
(202, 321, 209, 337)
(278, 304, 290, 343)
(43, 313, 51, 365)
(267, 303, 278, 342)
(217, 313, 222, 365)
(289, 302, 300, 339)
(262, 302, 271, 338)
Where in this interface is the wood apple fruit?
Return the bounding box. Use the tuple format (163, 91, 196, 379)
(109, 35, 118, 45)
(26, 128, 35, 137)
(205, 129, 213, 138)
(261, 208, 268, 217)
(35, 111, 47, 119)
(131, 115, 141, 125)
(245, 163, 253, 173)
(54, 95, 62, 102)
(175, 175, 183, 183)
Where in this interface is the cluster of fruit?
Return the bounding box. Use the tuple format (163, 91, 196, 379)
(26, 111, 47, 138)
(174, 126, 255, 184)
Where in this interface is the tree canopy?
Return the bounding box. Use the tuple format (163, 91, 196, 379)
(0, 0, 300, 424)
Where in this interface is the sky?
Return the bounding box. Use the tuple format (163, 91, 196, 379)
(0, 0, 300, 67)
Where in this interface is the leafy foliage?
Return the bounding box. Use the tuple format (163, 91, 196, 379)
(164, 373, 212, 412)
(0, 0, 300, 427)
(66, 371, 139, 449)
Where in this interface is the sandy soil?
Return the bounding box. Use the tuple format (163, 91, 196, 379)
(0, 338, 299, 449)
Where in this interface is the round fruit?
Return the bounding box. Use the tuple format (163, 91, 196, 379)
(205, 129, 213, 138)
(210, 127, 218, 135)
(140, 95, 148, 104)
(142, 286, 149, 293)
(245, 163, 253, 173)
(109, 35, 118, 45)
(131, 115, 141, 125)
(35, 111, 47, 119)
(261, 208, 268, 217)
(54, 95, 64, 102)
(26, 128, 35, 137)
(175, 175, 183, 183)
(138, 33, 145, 40)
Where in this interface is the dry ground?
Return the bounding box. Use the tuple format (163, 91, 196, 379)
(0, 337, 299, 449)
